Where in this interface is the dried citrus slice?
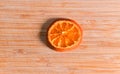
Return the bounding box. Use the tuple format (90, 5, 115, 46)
(47, 19, 82, 51)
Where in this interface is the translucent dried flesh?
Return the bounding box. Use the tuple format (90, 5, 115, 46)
(48, 20, 82, 49)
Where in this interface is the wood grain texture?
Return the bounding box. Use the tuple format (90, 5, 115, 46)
(0, 0, 120, 74)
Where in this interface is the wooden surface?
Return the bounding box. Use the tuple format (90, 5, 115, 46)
(0, 0, 120, 74)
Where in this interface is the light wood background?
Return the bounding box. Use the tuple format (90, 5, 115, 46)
(0, 0, 120, 74)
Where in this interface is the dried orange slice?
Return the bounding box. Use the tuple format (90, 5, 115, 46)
(47, 19, 82, 51)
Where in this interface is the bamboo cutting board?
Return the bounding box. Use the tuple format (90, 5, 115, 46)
(0, 0, 120, 74)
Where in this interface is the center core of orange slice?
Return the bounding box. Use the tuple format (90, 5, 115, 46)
(47, 19, 82, 51)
